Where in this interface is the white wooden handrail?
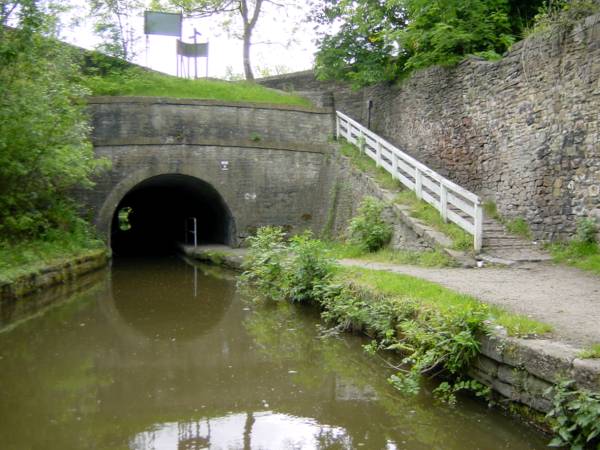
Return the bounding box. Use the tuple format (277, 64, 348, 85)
(336, 111, 483, 251)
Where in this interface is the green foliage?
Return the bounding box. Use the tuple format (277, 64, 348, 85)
(312, 0, 547, 86)
(240, 226, 289, 301)
(433, 379, 491, 406)
(340, 267, 552, 337)
(318, 277, 487, 397)
(286, 232, 336, 304)
(578, 344, 600, 360)
(550, 238, 600, 276)
(339, 141, 402, 190)
(0, 227, 105, 284)
(82, 66, 312, 106)
(529, 0, 600, 35)
(395, 191, 473, 251)
(576, 218, 598, 244)
(324, 241, 456, 268)
(312, 0, 408, 86)
(505, 217, 532, 239)
(240, 227, 335, 304)
(546, 380, 600, 449)
(89, 0, 142, 61)
(397, 0, 516, 71)
(0, 2, 109, 242)
(347, 197, 392, 252)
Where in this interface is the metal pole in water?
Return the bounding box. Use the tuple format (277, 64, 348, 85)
(193, 217, 197, 247)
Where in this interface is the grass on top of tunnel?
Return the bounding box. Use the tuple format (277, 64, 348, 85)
(0, 230, 106, 284)
(82, 67, 312, 107)
(336, 266, 552, 337)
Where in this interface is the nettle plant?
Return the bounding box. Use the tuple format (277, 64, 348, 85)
(347, 197, 392, 252)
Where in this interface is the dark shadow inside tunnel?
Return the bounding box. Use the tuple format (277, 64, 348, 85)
(111, 174, 234, 256)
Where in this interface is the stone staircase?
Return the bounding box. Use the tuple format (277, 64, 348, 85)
(478, 215, 552, 265)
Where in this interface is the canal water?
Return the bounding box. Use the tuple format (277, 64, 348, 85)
(0, 258, 548, 450)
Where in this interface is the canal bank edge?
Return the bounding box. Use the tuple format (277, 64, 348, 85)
(182, 245, 600, 430)
(0, 249, 110, 301)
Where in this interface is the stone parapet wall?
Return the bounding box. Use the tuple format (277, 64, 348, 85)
(259, 14, 600, 241)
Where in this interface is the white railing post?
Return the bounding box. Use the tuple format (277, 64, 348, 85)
(334, 110, 484, 251)
(474, 200, 483, 252)
(415, 168, 422, 199)
(376, 142, 382, 167)
(358, 129, 365, 154)
(440, 183, 448, 222)
(336, 114, 340, 140)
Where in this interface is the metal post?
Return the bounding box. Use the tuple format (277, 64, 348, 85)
(192, 217, 197, 247)
(205, 41, 209, 78)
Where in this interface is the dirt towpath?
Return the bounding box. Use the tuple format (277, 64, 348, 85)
(339, 260, 600, 348)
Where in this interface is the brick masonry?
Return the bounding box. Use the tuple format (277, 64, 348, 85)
(259, 14, 600, 241)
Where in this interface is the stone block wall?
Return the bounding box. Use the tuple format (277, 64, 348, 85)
(259, 14, 600, 241)
(82, 97, 336, 245)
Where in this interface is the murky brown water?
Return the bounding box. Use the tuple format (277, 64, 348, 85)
(0, 257, 548, 450)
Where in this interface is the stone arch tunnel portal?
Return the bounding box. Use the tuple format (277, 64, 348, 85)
(111, 174, 235, 256)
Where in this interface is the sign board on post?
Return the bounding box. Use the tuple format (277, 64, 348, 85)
(144, 11, 182, 37)
(177, 40, 208, 58)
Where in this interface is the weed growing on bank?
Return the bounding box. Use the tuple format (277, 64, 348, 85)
(240, 227, 551, 407)
(0, 224, 105, 284)
(395, 191, 473, 251)
(347, 197, 392, 252)
(550, 218, 600, 276)
(545, 380, 600, 449)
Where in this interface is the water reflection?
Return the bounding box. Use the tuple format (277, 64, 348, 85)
(0, 258, 547, 450)
(131, 413, 351, 450)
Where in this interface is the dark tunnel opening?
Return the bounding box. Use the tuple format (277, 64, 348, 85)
(111, 174, 234, 256)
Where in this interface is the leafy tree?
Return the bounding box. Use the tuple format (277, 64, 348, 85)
(396, 0, 516, 70)
(90, 0, 143, 61)
(311, 0, 548, 86)
(0, 0, 108, 240)
(311, 0, 408, 86)
(152, 0, 293, 80)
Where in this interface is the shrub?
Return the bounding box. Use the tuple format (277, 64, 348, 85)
(546, 380, 600, 449)
(286, 232, 335, 304)
(240, 227, 335, 304)
(576, 217, 598, 244)
(347, 197, 392, 252)
(239, 226, 288, 301)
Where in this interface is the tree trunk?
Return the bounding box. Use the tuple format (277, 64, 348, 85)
(243, 31, 254, 80)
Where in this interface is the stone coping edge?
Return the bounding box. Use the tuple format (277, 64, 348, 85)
(0, 249, 110, 301)
(477, 327, 600, 413)
(87, 96, 333, 114)
(92, 139, 332, 155)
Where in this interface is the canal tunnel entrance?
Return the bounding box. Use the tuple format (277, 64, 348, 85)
(111, 174, 234, 256)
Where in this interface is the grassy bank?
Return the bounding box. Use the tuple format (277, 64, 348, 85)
(325, 241, 456, 267)
(0, 231, 106, 285)
(549, 241, 600, 276)
(336, 267, 551, 337)
(338, 140, 472, 251)
(82, 67, 312, 107)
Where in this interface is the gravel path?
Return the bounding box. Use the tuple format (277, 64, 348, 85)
(339, 260, 600, 348)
